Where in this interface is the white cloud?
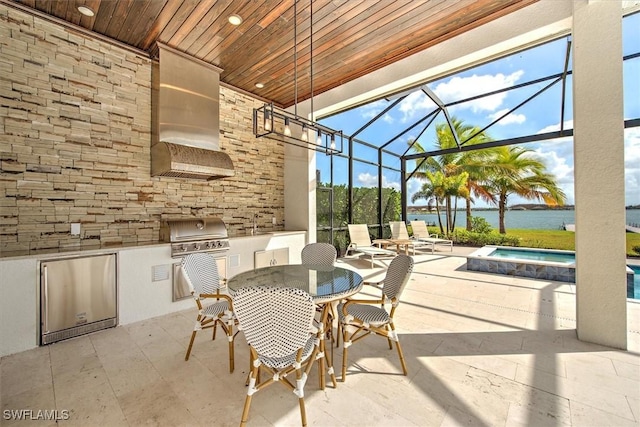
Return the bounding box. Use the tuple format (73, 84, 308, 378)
(359, 100, 391, 122)
(395, 71, 525, 122)
(489, 108, 526, 125)
(357, 173, 401, 192)
(532, 145, 575, 204)
(398, 91, 437, 122)
(433, 70, 525, 113)
(531, 121, 640, 206)
(537, 120, 573, 134)
(625, 127, 640, 205)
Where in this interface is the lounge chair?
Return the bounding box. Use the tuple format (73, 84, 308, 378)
(345, 224, 396, 268)
(409, 220, 453, 253)
(389, 221, 434, 255)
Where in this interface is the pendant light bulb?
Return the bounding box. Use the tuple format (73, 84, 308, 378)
(284, 118, 291, 136)
(330, 134, 336, 150)
(264, 110, 271, 131)
(316, 130, 323, 145)
(301, 124, 308, 142)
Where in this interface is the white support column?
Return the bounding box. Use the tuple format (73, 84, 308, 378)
(572, 0, 626, 349)
(284, 143, 315, 244)
(284, 100, 315, 244)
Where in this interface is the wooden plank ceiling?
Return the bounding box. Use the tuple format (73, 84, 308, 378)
(9, 0, 538, 108)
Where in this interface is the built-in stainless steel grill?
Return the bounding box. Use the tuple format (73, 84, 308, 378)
(160, 217, 230, 258)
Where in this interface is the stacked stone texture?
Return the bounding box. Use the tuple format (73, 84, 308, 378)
(0, 5, 284, 253)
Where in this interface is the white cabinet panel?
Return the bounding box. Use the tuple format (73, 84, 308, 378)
(254, 247, 289, 269)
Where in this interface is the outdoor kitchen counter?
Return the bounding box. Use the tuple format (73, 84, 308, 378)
(0, 231, 307, 260)
(228, 230, 306, 239)
(0, 241, 167, 260)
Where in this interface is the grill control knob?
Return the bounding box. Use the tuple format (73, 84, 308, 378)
(206, 241, 214, 249)
(194, 243, 201, 250)
(181, 244, 188, 252)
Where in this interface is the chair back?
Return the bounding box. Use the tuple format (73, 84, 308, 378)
(382, 254, 414, 301)
(389, 221, 410, 239)
(409, 220, 431, 239)
(347, 224, 373, 247)
(181, 253, 222, 295)
(301, 242, 337, 266)
(233, 286, 316, 358)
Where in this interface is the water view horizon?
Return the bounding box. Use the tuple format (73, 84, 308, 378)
(409, 209, 640, 230)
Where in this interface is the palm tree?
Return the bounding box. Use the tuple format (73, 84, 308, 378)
(410, 117, 496, 231)
(411, 171, 445, 232)
(411, 170, 469, 235)
(486, 146, 566, 233)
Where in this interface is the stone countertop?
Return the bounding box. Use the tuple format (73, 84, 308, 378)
(228, 230, 306, 239)
(0, 230, 307, 260)
(0, 241, 168, 261)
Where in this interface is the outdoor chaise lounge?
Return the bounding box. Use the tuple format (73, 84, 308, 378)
(409, 220, 453, 253)
(345, 224, 396, 268)
(389, 221, 436, 255)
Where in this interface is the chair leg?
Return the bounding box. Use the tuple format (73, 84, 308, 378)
(341, 328, 349, 382)
(390, 323, 408, 376)
(241, 350, 260, 427)
(185, 321, 199, 361)
(227, 323, 235, 373)
(295, 365, 308, 427)
(385, 325, 393, 350)
(240, 380, 255, 426)
(395, 339, 408, 376)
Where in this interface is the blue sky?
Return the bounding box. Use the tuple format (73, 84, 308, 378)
(318, 12, 640, 208)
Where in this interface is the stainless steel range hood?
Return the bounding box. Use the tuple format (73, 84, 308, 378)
(151, 43, 234, 180)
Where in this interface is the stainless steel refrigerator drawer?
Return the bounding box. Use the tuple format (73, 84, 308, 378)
(40, 253, 117, 345)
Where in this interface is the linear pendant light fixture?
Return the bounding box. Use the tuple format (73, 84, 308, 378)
(253, 0, 343, 155)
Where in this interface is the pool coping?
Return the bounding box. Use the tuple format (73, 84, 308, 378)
(466, 245, 634, 289)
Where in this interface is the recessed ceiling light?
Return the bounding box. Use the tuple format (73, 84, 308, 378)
(77, 6, 95, 17)
(228, 15, 243, 26)
(255, 82, 264, 89)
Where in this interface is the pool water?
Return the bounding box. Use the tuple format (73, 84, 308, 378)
(629, 265, 640, 300)
(491, 248, 575, 264)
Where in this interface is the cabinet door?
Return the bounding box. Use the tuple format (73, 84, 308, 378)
(254, 250, 271, 269)
(272, 248, 289, 266)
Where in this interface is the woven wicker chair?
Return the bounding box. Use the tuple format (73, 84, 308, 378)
(301, 242, 338, 380)
(301, 242, 337, 266)
(233, 285, 319, 427)
(181, 253, 237, 372)
(338, 254, 414, 381)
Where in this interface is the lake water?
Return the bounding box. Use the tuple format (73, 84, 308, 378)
(409, 209, 640, 230)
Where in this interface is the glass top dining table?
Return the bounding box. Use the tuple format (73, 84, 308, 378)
(227, 264, 363, 389)
(227, 264, 364, 304)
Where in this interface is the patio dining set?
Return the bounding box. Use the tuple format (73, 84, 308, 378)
(178, 233, 417, 426)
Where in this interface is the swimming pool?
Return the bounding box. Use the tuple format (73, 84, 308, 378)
(466, 246, 637, 299)
(629, 265, 640, 299)
(490, 247, 576, 264)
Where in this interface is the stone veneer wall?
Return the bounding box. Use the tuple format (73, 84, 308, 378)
(0, 5, 284, 253)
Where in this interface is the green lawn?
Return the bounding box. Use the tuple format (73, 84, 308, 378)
(503, 229, 640, 257)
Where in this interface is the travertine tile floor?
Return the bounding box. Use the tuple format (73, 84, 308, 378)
(2, 248, 639, 426)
